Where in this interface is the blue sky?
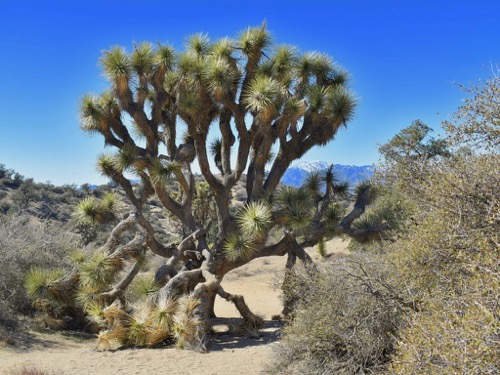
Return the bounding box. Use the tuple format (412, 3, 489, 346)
(0, 0, 498, 185)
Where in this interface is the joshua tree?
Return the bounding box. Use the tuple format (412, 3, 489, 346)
(29, 24, 389, 350)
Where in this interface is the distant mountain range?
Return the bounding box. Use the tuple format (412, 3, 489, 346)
(281, 161, 374, 188)
(87, 162, 373, 191)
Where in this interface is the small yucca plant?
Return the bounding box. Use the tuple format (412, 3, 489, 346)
(25, 268, 67, 330)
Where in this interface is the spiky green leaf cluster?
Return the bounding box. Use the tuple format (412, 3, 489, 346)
(187, 33, 211, 57)
(211, 37, 234, 59)
(80, 94, 104, 133)
(306, 85, 355, 126)
(129, 274, 161, 302)
(25, 267, 65, 300)
(100, 191, 120, 211)
(69, 249, 86, 264)
(154, 44, 175, 70)
(353, 191, 408, 235)
(73, 197, 101, 224)
(96, 154, 119, 177)
(238, 24, 272, 57)
(236, 201, 273, 235)
(317, 238, 326, 258)
(131, 42, 154, 76)
(243, 75, 283, 115)
(73, 192, 120, 225)
(327, 86, 356, 124)
(172, 294, 205, 351)
(101, 46, 132, 81)
(354, 180, 379, 205)
(305, 171, 325, 193)
(79, 251, 122, 289)
(205, 57, 239, 98)
(84, 300, 110, 327)
(223, 233, 258, 261)
(276, 186, 315, 231)
(322, 202, 346, 230)
(149, 158, 180, 186)
(178, 52, 205, 89)
(115, 143, 139, 172)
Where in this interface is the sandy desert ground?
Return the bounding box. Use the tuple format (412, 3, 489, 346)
(0, 238, 349, 375)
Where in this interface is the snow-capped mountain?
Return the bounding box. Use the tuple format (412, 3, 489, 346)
(281, 161, 374, 188)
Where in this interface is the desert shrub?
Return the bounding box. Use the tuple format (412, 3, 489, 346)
(11, 172, 25, 187)
(0, 214, 77, 327)
(9, 178, 40, 210)
(267, 255, 409, 375)
(376, 73, 500, 373)
(0, 200, 11, 214)
(388, 152, 499, 374)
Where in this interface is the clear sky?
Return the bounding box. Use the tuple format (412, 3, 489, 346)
(0, 0, 499, 185)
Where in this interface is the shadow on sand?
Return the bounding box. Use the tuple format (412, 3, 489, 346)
(2, 318, 282, 353)
(207, 318, 283, 352)
(1, 325, 96, 352)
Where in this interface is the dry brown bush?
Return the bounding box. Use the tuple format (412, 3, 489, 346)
(0, 214, 77, 329)
(267, 254, 409, 374)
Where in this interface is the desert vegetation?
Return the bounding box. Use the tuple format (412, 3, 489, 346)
(266, 73, 499, 374)
(1, 23, 498, 375)
(10, 23, 397, 353)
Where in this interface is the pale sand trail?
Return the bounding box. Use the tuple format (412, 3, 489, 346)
(0, 239, 349, 375)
